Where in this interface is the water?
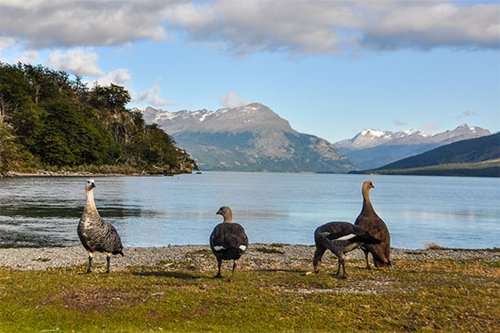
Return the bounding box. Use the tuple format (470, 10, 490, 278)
(0, 172, 498, 249)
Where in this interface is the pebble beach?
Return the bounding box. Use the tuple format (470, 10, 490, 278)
(1, 244, 498, 272)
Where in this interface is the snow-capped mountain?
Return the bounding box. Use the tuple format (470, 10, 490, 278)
(139, 103, 354, 173)
(336, 128, 432, 150)
(334, 124, 491, 170)
(141, 103, 295, 135)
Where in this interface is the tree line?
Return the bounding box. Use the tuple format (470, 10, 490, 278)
(0, 62, 195, 175)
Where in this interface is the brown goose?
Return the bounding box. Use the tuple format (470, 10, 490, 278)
(354, 180, 391, 268)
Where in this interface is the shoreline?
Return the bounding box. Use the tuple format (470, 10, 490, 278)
(1, 171, 181, 178)
(1, 244, 498, 272)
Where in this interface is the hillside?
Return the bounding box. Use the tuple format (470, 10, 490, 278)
(357, 133, 500, 177)
(140, 103, 354, 173)
(0, 63, 194, 175)
(335, 125, 491, 169)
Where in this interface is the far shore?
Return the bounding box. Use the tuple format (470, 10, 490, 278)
(1, 170, 194, 178)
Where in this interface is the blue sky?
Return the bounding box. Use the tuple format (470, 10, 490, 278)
(0, 0, 499, 142)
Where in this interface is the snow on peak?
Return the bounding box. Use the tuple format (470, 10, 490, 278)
(457, 123, 476, 132)
(199, 113, 209, 122)
(155, 111, 175, 121)
(361, 129, 388, 138)
(401, 129, 427, 137)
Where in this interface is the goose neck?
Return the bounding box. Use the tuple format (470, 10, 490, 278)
(84, 190, 100, 217)
(362, 188, 374, 210)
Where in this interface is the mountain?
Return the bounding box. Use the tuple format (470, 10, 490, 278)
(357, 133, 500, 177)
(139, 103, 354, 173)
(334, 125, 491, 170)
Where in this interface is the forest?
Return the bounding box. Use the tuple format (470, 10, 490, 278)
(0, 63, 195, 175)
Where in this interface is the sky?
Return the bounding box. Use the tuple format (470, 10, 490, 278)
(0, 0, 499, 143)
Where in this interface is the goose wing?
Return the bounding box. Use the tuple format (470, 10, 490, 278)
(210, 223, 248, 252)
(316, 221, 362, 241)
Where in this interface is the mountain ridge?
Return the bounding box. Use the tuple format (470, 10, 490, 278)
(334, 124, 491, 169)
(142, 103, 296, 135)
(356, 132, 500, 177)
(138, 103, 354, 173)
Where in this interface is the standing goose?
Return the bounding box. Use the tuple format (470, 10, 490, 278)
(313, 221, 381, 278)
(210, 206, 248, 282)
(77, 179, 124, 273)
(354, 180, 391, 269)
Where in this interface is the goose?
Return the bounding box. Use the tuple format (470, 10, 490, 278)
(77, 179, 124, 273)
(209, 206, 248, 282)
(354, 180, 391, 269)
(313, 221, 381, 278)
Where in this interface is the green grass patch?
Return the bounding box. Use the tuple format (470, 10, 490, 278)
(0, 258, 498, 332)
(255, 246, 285, 254)
(366, 159, 500, 177)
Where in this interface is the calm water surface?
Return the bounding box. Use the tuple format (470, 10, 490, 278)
(0, 172, 498, 249)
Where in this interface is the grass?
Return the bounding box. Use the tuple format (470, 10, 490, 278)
(255, 246, 285, 254)
(423, 242, 446, 250)
(0, 258, 498, 332)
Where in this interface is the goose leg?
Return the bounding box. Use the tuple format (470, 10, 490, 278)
(106, 253, 111, 274)
(364, 250, 371, 270)
(230, 261, 237, 282)
(313, 246, 326, 273)
(214, 257, 223, 278)
(86, 252, 94, 273)
(335, 257, 342, 277)
(335, 255, 347, 279)
(340, 257, 347, 279)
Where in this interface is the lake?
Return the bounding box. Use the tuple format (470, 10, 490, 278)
(0, 172, 499, 249)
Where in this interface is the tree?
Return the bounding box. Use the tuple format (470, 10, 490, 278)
(0, 62, 194, 174)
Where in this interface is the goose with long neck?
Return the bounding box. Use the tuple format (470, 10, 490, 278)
(77, 179, 124, 273)
(354, 180, 391, 269)
(209, 206, 248, 282)
(83, 180, 99, 221)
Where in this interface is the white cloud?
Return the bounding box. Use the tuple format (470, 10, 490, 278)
(47, 48, 102, 76)
(16, 50, 39, 64)
(0, 0, 497, 57)
(393, 118, 408, 127)
(458, 110, 479, 118)
(360, 2, 500, 50)
(95, 69, 131, 86)
(137, 83, 174, 107)
(0, 0, 176, 48)
(220, 92, 252, 108)
(164, 0, 500, 55)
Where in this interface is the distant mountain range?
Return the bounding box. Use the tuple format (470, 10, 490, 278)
(138, 103, 495, 175)
(140, 103, 354, 172)
(334, 125, 491, 169)
(356, 133, 500, 177)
